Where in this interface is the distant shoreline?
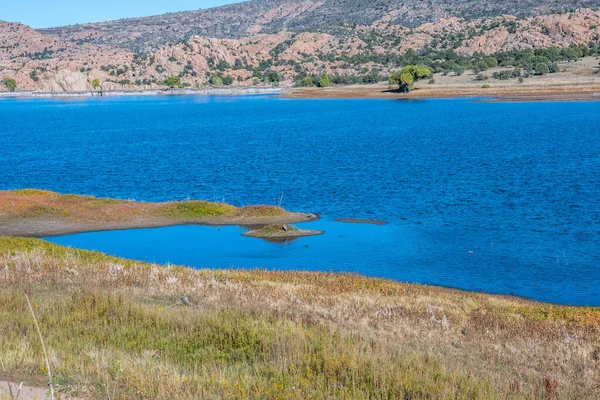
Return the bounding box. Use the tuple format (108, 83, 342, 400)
(285, 83, 600, 102)
(0, 86, 285, 99)
(2, 83, 600, 102)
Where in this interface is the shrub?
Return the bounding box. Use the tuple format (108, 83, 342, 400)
(3, 77, 16, 92)
(318, 73, 331, 88)
(476, 61, 489, 71)
(263, 71, 281, 84)
(209, 76, 223, 86)
(483, 57, 498, 68)
(452, 65, 464, 76)
(164, 76, 183, 88)
(534, 63, 550, 75)
(222, 75, 233, 86)
(492, 70, 511, 80)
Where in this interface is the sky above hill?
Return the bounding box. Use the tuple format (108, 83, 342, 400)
(3, 0, 242, 28)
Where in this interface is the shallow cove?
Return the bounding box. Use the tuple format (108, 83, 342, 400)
(1, 95, 599, 306)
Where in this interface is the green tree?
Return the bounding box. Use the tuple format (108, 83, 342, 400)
(209, 76, 223, 86)
(296, 76, 316, 87)
(318, 73, 331, 88)
(388, 65, 432, 92)
(483, 57, 498, 68)
(475, 61, 489, 71)
(164, 76, 183, 88)
(3, 77, 16, 92)
(91, 78, 101, 89)
(452, 64, 464, 76)
(263, 71, 281, 84)
(534, 63, 549, 75)
(222, 75, 233, 86)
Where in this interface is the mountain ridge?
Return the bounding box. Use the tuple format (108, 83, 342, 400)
(1, 4, 600, 93)
(39, 0, 600, 53)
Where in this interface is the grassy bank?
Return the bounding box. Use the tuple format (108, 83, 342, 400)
(0, 237, 598, 398)
(0, 189, 314, 237)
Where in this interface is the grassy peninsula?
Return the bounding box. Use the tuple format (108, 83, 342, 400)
(0, 189, 316, 237)
(0, 237, 598, 398)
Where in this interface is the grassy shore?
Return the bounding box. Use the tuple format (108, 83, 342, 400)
(0, 237, 598, 399)
(0, 189, 315, 237)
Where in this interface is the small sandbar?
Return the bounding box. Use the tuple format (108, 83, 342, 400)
(335, 218, 389, 225)
(242, 224, 323, 240)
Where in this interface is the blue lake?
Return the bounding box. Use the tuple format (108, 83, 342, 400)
(0, 95, 599, 305)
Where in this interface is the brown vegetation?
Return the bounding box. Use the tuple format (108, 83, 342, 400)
(0, 189, 314, 237)
(0, 237, 598, 398)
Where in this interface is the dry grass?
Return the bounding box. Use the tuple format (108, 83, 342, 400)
(0, 189, 286, 223)
(0, 237, 599, 399)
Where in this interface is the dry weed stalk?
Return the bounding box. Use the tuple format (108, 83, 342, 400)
(24, 291, 55, 400)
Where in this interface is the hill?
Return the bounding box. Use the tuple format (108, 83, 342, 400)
(40, 0, 600, 53)
(1, 6, 600, 93)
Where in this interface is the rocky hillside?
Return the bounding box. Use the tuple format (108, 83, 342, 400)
(1, 7, 600, 92)
(41, 0, 600, 53)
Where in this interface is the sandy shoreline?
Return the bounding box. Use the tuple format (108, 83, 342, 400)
(285, 83, 600, 102)
(0, 86, 284, 99)
(1, 83, 600, 102)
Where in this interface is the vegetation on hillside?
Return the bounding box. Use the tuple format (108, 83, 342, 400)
(39, 0, 600, 52)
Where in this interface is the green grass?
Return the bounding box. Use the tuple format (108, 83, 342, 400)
(0, 237, 599, 398)
(10, 188, 56, 196)
(0, 289, 493, 399)
(252, 224, 300, 235)
(160, 200, 237, 218)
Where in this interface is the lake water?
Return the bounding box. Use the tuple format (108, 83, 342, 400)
(1, 95, 599, 305)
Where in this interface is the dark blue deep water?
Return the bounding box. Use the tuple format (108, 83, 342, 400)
(1, 95, 599, 305)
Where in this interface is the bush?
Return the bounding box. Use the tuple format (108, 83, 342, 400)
(474, 73, 487, 81)
(318, 73, 331, 88)
(534, 63, 550, 75)
(452, 65, 464, 76)
(209, 76, 223, 86)
(263, 71, 281, 84)
(492, 70, 511, 80)
(222, 75, 233, 86)
(476, 61, 489, 71)
(3, 77, 16, 92)
(164, 76, 182, 88)
(483, 57, 498, 68)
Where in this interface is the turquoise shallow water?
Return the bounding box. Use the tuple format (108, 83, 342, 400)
(1, 95, 599, 305)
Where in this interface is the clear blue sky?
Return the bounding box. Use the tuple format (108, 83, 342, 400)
(3, 0, 243, 29)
